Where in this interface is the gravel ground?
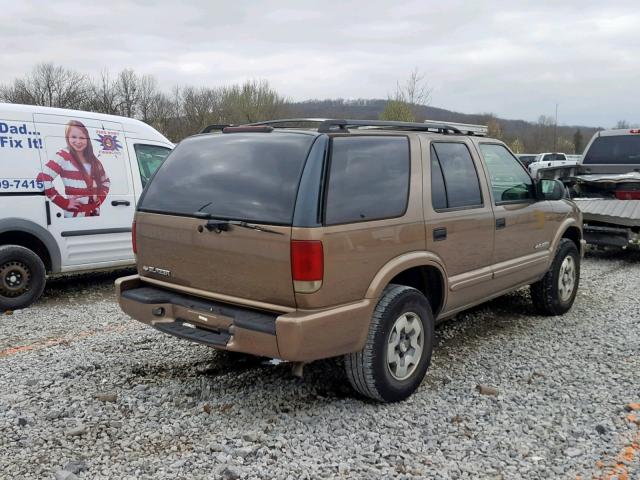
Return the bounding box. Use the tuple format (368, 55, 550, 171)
(0, 251, 639, 480)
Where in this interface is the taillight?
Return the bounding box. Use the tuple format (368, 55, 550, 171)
(629, 129, 640, 134)
(615, 191, 640, 200)
(132, 220, 137, 254)
(291, 240, 323, 293)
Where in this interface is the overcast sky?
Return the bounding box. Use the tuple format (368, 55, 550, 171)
(1, 1, 638, 127)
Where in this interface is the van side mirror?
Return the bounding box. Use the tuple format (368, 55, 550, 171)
(536, 179, 566, 201)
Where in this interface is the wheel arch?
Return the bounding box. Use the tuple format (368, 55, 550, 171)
(0, 219, 61, 273)
(551, 219, 583, 257)
(365, 252, 448, 317)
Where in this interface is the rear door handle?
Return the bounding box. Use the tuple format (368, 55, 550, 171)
(433, 227, 447, 241)
(111, 200, 131, 206)
(496, 218, 506, 229)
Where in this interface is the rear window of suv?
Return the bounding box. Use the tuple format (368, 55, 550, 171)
(324, 136, 410, 225)
(138, 132, 316, 224)
(583, 135, 640, 164)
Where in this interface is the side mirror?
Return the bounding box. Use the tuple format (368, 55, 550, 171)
(537, 179, 566, 201)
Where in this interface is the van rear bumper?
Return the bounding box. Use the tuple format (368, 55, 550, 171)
(116, 275, 375, 362)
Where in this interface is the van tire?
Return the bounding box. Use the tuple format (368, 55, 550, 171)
(0, 245, 46, 311)
(530, 239, 580, 316)
(344, 284, 434, 403)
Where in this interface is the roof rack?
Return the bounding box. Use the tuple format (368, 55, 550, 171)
(424, 120, 487, 136)
(246, 118, 487, 136)
(247, 118, 332, 128)
(200, 124, 232, 134)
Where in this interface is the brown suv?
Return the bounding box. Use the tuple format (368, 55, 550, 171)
(116, 119, 584, 402)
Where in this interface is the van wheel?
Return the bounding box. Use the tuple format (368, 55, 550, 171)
(344, 284, 434, 403)
(0, 246, 46, 311)
(530, 239, 580, 316)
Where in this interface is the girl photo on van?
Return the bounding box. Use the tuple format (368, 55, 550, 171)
(37, 120, 111, 217)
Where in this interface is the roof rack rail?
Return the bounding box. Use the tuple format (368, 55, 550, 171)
(200, 124, 233, 134)
(243, 118, 488, 136)
(424, 120, 487, 136)
(316, 119, 466, 134)
(247, 118, 332, 128)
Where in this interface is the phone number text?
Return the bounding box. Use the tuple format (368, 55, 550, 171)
(0, 179, 45, 191)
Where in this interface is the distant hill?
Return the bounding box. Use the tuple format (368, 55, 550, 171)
(284, 99, 599, 154)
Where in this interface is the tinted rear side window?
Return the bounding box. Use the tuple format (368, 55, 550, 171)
(325, 136, 409, 225)
(431, 142, 482, 209)
(139, 133, 316, 224)
(584, 135, 640, 164)
(430, 147, 447, 210)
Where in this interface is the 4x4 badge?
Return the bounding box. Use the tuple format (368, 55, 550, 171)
(534, 241, 550, 250)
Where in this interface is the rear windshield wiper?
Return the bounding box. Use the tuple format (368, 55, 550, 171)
(228, 221, 284, 235)
(194, 213, 283, 235)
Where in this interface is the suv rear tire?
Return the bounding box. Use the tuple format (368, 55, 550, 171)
(530, 239, 580, 316)
(344, 284, 434, 402)
(0, 245, 46, 311)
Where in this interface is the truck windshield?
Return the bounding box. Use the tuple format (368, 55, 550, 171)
(583, 135, 640, 165)
(138, 132, 316, 224)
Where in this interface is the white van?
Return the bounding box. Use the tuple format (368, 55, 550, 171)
(0, 103, 173, 310)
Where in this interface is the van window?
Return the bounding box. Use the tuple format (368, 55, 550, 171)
(431, 143, 482, 209)
(479, 144, 534, 203)
(583, 135, 640, 164)
(324, 136, 409, 225)
(138, 132, 315, 224)
(134, 144, 171, 187)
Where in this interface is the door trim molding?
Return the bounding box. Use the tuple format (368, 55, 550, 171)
(61, 227, 132, 237)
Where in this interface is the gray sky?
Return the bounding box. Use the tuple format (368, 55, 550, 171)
(1, 0, 638, 127)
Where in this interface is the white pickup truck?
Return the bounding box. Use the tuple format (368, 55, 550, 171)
(528, 152, 581, 179)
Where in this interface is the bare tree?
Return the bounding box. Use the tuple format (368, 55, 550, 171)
(380, 68, 432, 122)
(182, 86, 224, 133)
(222, 79, 286, 123)
(616, 120, 630, 129)
(379, 100, 415, 122)
(137, 74, 158, 123)
(145, 91, 176, 139)
(510, 138, 524, 154)
(531, 115, 556, 151)
(487, 115, 504, 140)
(116, 69, 139, 117)
(86, 69, 120, 114)
(0, 63, 88, 108)
(401, 68, 432, 108)
(573, 129, 584, 154)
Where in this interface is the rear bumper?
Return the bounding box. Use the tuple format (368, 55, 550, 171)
(116, 275, 375, 362)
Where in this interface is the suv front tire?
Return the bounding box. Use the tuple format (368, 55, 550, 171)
(530, 239, 580, 316)
(345, 284, 435, 402)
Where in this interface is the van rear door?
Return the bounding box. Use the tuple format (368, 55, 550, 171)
(35, 113, 137, 268)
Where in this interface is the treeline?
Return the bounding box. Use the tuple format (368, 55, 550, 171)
(0, 63, 287, 141)
(0, 63, 609, 153)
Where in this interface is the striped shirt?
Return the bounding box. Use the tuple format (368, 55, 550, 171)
(36, 150, 110, 218)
